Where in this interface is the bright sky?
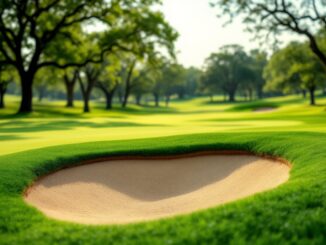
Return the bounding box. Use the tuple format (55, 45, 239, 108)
(161, 0, 302, 68)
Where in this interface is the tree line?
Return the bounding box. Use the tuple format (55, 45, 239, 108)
(1, 0, 326, 114)
(0, 0, 178, 113)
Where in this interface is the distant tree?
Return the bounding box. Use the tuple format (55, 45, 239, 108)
(155, 63, 185, 107)
(95, 56, 121, 110)
(120, 56, 138, 108)
(184, 67, 202, 98)
(77, 63, 101, 113)
(249, 50, 268, 99)
(63, 68, 79, 107)
(171, 66, 187, 100)
(212, 0, 326, 69)
(264, 42, 325, 105)
(132, 70, 155, 105)
(45, 26, 88, 108)
(203, 45, 251, 102)
(34, 66, 59, 102)
(200, 66, 220, 102)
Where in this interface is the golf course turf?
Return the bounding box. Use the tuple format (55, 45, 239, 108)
(0, 95, 325, 244)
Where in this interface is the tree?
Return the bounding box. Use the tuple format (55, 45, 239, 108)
(45, 25, 88, 108)
(132, 71, 155, 106)
(77, 64, 101, 113)
(63, 68, 79, 107)
(249, 50, 268, 99)
(264, 42, 325, 105)
(212, 0, 326, 68)
(157, 63, 185, 107)
(184, 67, 202, 98)
(95, 56, 121, 110)
(0, 0, 177, 113)
(34, 66, 59, 102)
(203, 45, 251, 102)
(200, 66, 220, 102)
(120, 56, 138, 108)
(0, 1, 107, 113)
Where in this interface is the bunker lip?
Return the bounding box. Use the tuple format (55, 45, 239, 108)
(24, 151, 291, 225)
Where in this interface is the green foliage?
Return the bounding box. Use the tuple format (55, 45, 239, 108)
(0, 0, 178, 113)
(211, 0, 326, 59)
(202, 45, 264, 101)
(264, 42, 326, 94)
(155, 62, 186, 99)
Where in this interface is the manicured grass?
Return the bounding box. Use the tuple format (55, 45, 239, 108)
(0, 95, 325, 155)
(0, 95, 325, 244)
(0, 132, 326, 244)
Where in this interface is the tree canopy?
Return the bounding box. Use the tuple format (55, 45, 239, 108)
(0, 0, 177, 113)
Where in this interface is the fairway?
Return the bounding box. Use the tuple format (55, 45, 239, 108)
(0, 95, 325, 156)
(0, 95, 325, 244)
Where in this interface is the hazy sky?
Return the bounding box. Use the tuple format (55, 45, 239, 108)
(161, 0, 302, 68)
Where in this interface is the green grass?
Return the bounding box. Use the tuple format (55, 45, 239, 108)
(0, 94, 325, 155)
(0, 94, 325, 244)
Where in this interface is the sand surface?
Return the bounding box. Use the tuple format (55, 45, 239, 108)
(254, 107, 276, 112)
(25, 154, 290, 224)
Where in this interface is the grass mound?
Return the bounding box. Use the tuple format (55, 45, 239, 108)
(227, 101, 279, 112)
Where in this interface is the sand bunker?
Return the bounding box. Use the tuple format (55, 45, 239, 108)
(254, 107, 276, 112)
(25, 153, 290, 225)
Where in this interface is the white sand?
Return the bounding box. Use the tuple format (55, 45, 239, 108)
(24, 154, 290, 225)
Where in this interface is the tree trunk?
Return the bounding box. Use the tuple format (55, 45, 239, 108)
(78, 74, 94, 113)
(302, 90, 307, 99)
(64, 72, 78, 108)
(83, 95, 90, 113)
(154, 93, 160, 107)
(18, 74, 34, 113)
(228, 90, 236, 102)
(0, 84, 6, 109)
(103, 87, 116, 110)
(309, 86, 316, 106)
(96, 82, 117, 110)
(105, 91, 114, 110)
(122, 88, 130, 108)
(65, 82, 75, 107)
(122, 60, 136, 108)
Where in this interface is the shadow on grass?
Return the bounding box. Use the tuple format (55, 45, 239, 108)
(0, 134, 26, 141)
(0, 120, 165, 134)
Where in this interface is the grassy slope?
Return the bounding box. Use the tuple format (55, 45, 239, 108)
(0, 95, 325, 244)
